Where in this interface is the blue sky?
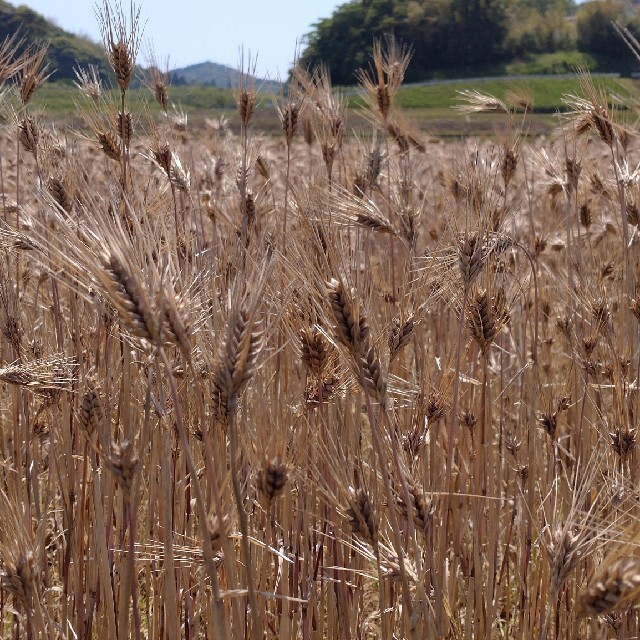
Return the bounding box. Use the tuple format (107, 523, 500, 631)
(13, 1, 344, 79)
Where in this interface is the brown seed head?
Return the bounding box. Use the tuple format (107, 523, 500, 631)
(458, 235, 483, 287)
(579, 203, 592, 229)
(152, 142, 172, 176)
(610, 428, 637, 461)
(459, 408, 477, 434)
(346, 486, 378, 548)
(104, 252, 158, 342)
(388, 315, 414, 362)
(79, 380, 103, 437)
(19, 44, 50, 105)
(578, 557, 640, 616)
(97, 131, 121, 161)
(305, 373, 339, 407)
(397, 481, 433, 538)
(110, 40, 134, 92)
(539, 410, 558, 440)
(566, 158, 582, 193)
(1, 550, 36, 608)
(116, 111, 133, 145)
(466, 289, 508, 354)
(505, 431, 521, 456)
(206, 513, 231, 551)
(300, 326, 330, 376)
(376, 83, 391, 120)
(257, 456, 289, 502)
(48, 177, 72, 214)
(18, 116, 39, 156)
(281, 102, 300, 144)
(548, 527, 581, 593)
(238, 89, 255, 128)
(501, 148, 518, 188)
(105, 439, 139, 494)
(302, 115, 314, 146)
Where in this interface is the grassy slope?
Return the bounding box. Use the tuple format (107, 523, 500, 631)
(395, 76, 637, 112)
(30, 75, 637, 114)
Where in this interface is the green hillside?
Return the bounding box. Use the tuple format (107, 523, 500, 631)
(300, 0, 640, 85)
(0, 1, 107, 81)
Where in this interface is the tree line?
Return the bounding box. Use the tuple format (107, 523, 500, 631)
(298, 0, 640, 84)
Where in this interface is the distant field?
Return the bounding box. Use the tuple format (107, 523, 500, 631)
(17, 74, 640, 137)
(393, 75, 638, 112)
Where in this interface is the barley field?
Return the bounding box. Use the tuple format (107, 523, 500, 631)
(1, 5, 640, 640)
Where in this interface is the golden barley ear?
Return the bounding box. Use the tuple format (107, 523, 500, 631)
(326, 278, 387, 404)
(211, 256, 273, 425)
(74, 64, 102, 101)
(346, 486, 378, 549)
(466, 288, 509, 355)
(17, 43, 50, 106)
(0, 32, 26, 86)
(299, 325, 331, 376)
(257, 456, 289, 503)
(0, 491, 42, 614)
(97, 130, 121, 161)
(388, 314, 414, 362)
(396, 479, 433, 539)
(356, 35, 412, 125)
(101, 251, 159, 343)
(79, 378, 104, 438)
(211, 301, 264, 424)
(104, 439, 139, 495)
(279, 101, 300, 145)
(47, 177, 73, 215)
(98, 1, 143, 94)
(144, 46, 171, 113)
(578, 557, 640, 616)
(17, 115, 40, 157)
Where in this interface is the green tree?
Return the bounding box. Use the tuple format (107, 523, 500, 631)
(448, 0, 509, 67)
(576, 1, 638, 59)
(506, 0, 576, 55)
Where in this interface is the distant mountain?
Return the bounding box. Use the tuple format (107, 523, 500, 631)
(0, 1, 108, 81)
(0, 1, 282, 91)
(171, 61, 283, 93)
